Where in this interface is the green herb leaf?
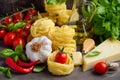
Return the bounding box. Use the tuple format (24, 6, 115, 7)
(8, 23, 14, 31)
(33, 65, 46, 73)
(86, 51, 101, 57)
(1, 49, 15, 58)
(15, 44, 23, 53)
(19, 54, 28, 62)
(46, 0, 66, 4)
(13, 21, 25, 31)
(13, 55, 18, 62)
(6, 68, 12, 78)
(0, 25, 6, 29)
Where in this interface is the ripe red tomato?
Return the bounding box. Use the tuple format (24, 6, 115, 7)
(27, 8, 37, 16)
(4, 32, 16, 46)
(14, 28, 28, 40)
(13, 37, 25, 49)
(55, 52, 67, 64)
(24, 23, 31, 31)
(25, 14, 33, 20)
(13, 12, 24, 23)
(2, 17, 12, 25)
(0, 29, 7, 39)
(94, 62, 108, 74)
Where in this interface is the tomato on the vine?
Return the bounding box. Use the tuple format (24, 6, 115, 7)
(4, 32, 16, 46)
(94, 62, 108, 74)
(55, 47, 67, 64)
(27, 8, 37, 16)
(2, 17, 12, 25)
(0, 29, 7, 39)
(13, 37, 25, 49)
(14, 28, 28, 40)
(24, 23, 31, 31)
(13, 12, 24, 23)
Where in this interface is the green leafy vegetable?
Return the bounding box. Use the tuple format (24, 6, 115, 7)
(90, 0, 120, 41)
(33, 65, 46, 73)
(46, 0, 66, 5)
(0, 44, 27, 61)
(0, 67, 12, 78)
(86, 51, 101, 57)
(15, 44, 23, 53)
(1, 49, 15, 58)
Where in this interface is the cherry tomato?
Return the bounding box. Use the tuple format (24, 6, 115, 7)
(24, 23, 31, 31)
(0, 29, 7, 39)
(2, 17, 12, 25)
(25, 14, 33, 20)
(13, 12, 24, 23)
(27, 8, 37, 16)
(4, 32, 16, 46)
(55, 52, 67, 64)
(15, 28, 28, 40)
(94, 62, 108, 74)
(13, 37, 25, 49)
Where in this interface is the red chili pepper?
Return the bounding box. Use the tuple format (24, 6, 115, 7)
(5, 57, 34, 74)
(17, 58, 39, 68)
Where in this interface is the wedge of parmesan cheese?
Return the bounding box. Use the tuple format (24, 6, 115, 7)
(73, 51, 82, 66)
(83, 39, 120, 72)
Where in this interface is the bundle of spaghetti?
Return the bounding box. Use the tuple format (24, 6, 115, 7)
(48, 25, 76, 54)
(45, 3, 70, 26)
(30, 18, 55, 37)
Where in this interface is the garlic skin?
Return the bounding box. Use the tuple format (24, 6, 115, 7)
(109, 63, 119, 71)
(26, 36, 52, 63)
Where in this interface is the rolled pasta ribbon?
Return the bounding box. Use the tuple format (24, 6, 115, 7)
(47, 51, 74, 76)
(48, 25, 76, 54)
(31, 18, 55, 37)
(45, 2, 70, 26)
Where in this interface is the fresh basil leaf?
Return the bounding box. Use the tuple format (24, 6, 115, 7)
(0, 25, 6, 29)
(19, 54, 28, 62)
(86, 51, 101, 57)
(15, 44, 23, 53)
(13, 22, 25, 31)
(1, 49, 15, 58)
(46, 0, 66, 4)
(6, 68, 12, 78)
(33, 65, 46, 73)
(8, 23, 14, 30)
(0, 67, 5, 74)
(60, 0, 66, 3)
(111, 26, 119, 39)
(46, 0, 58, 4)
(13, 55, 18, 62)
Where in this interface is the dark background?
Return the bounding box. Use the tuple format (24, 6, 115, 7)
(0, 0, 76, 19)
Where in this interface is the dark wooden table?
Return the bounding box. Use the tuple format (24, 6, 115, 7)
(0, 40, 120, 80)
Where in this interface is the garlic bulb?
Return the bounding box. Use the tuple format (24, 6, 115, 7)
(26, 36, 52, 63)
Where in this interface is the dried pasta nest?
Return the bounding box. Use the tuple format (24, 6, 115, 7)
(47, 51, 74, 76)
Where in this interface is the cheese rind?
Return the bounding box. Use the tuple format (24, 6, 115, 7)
(83, 39, 120, 72)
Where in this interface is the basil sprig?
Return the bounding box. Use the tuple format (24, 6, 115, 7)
(0, 67, 12, 78)
(46, 0, 66, 5)
(86, 51, 101, 57)
(0, 44, 27, 62)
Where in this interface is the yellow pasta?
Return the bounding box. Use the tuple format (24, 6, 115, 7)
(48, 25, 76, 54)
(47, 51, 74, 76)
(31, 18, 55, 37)
(45, 2, 71, 26)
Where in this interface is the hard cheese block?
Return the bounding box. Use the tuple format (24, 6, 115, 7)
(72, 52, 82, 66)
(83, 39, 120, 72)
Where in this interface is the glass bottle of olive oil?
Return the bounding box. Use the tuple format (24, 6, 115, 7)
(74, 1, 96, 45)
